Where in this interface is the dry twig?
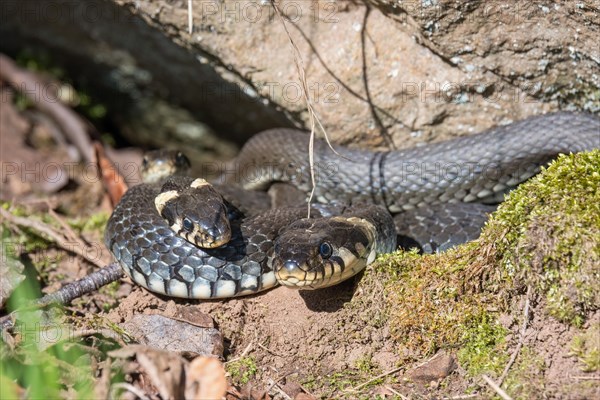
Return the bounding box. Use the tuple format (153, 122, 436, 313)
(359, 5, 395, 148)
(569, 375, 600, 380)
(266, 378, 293, 400)
(47, 205, 80, 243)
(0, 54, 95, 163)
(0, 207, 105, 269)
(187, 0, 193, 34)
(384, 385, 409, 399)
(498, 285, 532, 385)
(482, 374, 513, 400)
(110, 382, 151, 400)
(225, 341, 254, 365)
(257, 341, 284, 357)
(0, 263, 123, 330)
(270, 1, 346, 218)
(286, 19, 404, 127)
(346, 366, 404, 392)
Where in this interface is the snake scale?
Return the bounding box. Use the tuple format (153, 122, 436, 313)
(105, 112, 600, 299)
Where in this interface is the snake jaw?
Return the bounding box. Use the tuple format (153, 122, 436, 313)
(274, 247, 371, 289)
(192, 226, 232, 248)
(275, 259, 309, 287)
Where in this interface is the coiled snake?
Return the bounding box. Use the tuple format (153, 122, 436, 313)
(104, 112, 599, 299)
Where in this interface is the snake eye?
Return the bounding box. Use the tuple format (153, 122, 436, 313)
(141, 157, 148, 168)
(182, 217, 194, 232)
(319, 242, 333, 259)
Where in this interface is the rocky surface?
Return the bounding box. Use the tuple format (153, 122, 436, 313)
(2, 0, 597, 154)
(117, 0, 599, 149)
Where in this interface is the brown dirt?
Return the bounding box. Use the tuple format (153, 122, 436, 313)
(105, 270, 402, 392)
(101, 263, 600, 398)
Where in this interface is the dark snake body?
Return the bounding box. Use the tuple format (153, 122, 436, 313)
(105, 177, 395, 297)
(105, 112, 600, 298)
(106, 178, 303, 298)
(229, 113, 599, 209)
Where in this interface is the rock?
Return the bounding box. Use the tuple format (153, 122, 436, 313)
(121, 314, 223, 357)
(3, 0, 596, 158)
(162, 302, 215, 328)
(409, 352, 457, 383)
(279, 381, 303, 398)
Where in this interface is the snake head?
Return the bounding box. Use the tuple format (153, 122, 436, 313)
(272, 216, 377, 289)
(141, 150, 191, 183)
(155, 178, 231, 248)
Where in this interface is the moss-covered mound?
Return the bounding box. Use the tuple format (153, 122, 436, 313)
(485, 150, 599, 326)
(378, 150, 599, 376)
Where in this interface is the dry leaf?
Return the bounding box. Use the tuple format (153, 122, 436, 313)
(94, 142, 128, 206)
(110, 345, 187, 400)
(185, 357, 227, 400)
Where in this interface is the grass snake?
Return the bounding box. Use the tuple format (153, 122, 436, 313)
(104, 112, 599, 298)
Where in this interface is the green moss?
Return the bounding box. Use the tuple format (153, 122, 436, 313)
(457, 314, 508, 376)
(380, 151, 599, 379)
(2, 204, 109, 282)
(484, 150, 600, 326)
(1, 204, 69, 284)
(355, 354, 377, 374)
(68, 212, 110, 233)
(1, 209, 54, 285)
(298, 373, 351, 398)
(501, 346, 547, 397)
(569, 323, 600, 372)
(324, 372, 356, 391)
(97, 281, 122, 312)
(226, 357, 258, 385)
(1, 270, 96, 399)
(297, 357, 387, 397)
(379, 244, 499, 359)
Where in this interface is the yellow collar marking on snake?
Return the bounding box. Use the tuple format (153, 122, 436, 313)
(333, 216, 378, 255)
(190, 178, 210, 189)
(154, 190, 180, 215)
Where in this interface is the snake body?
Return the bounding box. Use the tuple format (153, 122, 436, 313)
(106, 178, 296, 298)
(105, 179, 395, 298)
(105, 112, 600, 298)
(228, 112, 599, 210)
